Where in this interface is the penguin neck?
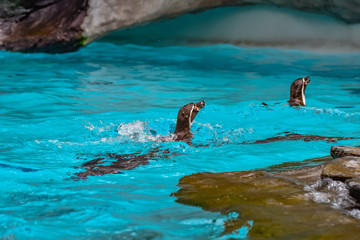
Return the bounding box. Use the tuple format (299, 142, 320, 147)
(301, 78, 306, 106)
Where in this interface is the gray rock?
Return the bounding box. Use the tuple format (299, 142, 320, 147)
(81, 0, 360, 43)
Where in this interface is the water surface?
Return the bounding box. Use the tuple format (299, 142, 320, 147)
(1, 43, 360, 239)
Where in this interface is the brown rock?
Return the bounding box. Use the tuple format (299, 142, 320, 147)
(174, 169, 360, 239)
(331, 146, 360, 159)
(321, 156, 360, 181)
(0, 0, 88, 53)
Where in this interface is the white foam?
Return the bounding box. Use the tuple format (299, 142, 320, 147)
(306, 178, 360, 219)
(84, 120, 117, 133)
(117, 120, 171, 143)
(305, 106, 360, 119)
(349, 209, 360, 219)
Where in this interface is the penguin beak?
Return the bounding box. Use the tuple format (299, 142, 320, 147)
(304, 76, 310, 85)
(194, 105, 200, 112)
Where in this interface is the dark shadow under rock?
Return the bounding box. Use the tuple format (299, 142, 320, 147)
(347, 178, 360, 203)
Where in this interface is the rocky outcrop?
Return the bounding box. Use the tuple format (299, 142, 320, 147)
(173, 146, 360, 239)
(323, 146, 360, 202)
(173, 167, 360, 239)
(321, 156, 360, 181)
(81, 0, 360, 43)
(2, 0, 360, 52)
(331, 145, 360, 158)
(0, 0, 89, 53)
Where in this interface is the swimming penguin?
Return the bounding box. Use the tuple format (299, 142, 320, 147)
(288, 76, 310, 106)
(262, 77, 310, 108)
(74, 101, 205, 179)
(256, 76, 354, 144)
(174, 101, 206, 143)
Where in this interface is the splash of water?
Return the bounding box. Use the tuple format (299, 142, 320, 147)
(305, 178, 360, 219)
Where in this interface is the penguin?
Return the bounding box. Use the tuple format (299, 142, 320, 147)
(174, 101, 206, 143)
(74, 101, 206, 179)
(288, 76, 310, 106)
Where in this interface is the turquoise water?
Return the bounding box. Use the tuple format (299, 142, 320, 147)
(1, 43, 360, 239)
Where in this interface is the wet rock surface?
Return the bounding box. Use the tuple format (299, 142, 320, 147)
(2, 0, 360, 52)
(321, 156, 360, 181)
(173, 146, 360, 239)
(323, 147, 360, 201)
(331, 146, 360, 159)
(174, 169, 360, 239)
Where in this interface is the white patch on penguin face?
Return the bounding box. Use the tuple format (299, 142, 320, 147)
(189, 104, 195, 128)
(301, 78, 306, 106)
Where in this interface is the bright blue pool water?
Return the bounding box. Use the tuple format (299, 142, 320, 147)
(1, 43, 360, 239)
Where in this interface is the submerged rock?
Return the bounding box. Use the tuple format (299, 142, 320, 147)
(173, 147, 360, 239)
(173, 169, 360, 239)
(251, 133, 353, 144)
(2, 0, 360, 52)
